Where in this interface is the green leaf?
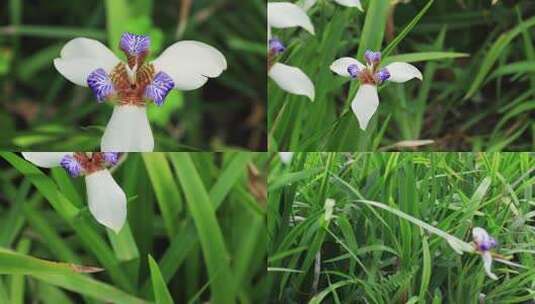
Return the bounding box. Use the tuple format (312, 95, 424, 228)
(170, 153, 236, 304)
(148, 255, 174, 304)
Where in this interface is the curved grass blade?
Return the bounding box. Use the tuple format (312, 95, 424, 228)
(148, 255, 174, 304)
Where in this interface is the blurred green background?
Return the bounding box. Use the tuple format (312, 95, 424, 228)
(0, 0, 266, 151)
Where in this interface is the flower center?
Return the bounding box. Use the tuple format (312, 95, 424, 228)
(87, 32, 174, 107)
(348, 50, 390, 85)
(61, 152, 120, 176)
(268, 38, 286, 70)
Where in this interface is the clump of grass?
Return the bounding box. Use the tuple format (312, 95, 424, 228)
(0, 152, 268, 303)
(268, 152, 535, 303)
(268, 0, 534, 151)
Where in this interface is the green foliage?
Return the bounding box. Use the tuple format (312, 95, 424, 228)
(0, 152, 267, 303)
(268, 152, 535, 303)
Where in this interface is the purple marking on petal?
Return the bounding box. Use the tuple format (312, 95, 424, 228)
(102, 152, 119, 166)
(144, 71, 175, 106)
(269, 38, 286, 54)
(489, 238, 497, 248)
(60, 155, 83, 177)
(87, 68, 115, 102)
(364, 50, 381, 65)
(347, 64, 361, 79)
(376, 68, 391, 83)
(120, 32, 151, 56)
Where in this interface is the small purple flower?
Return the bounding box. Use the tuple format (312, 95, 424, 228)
(347, 64, 361, 79)
(269, 38, 286, 54)
(375, 68, 391, 83)
(144, 71, 175, 106)
(87, 68, 115, 102)
(60, 155, 83, 177)
(102, 152, 120, 166)
(120, 33, 151, 56)
(364, 50, 381, 65)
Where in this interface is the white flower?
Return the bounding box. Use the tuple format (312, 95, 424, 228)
(268, 2, 315, 101)
(54, 33, 227, 152)
(279, 152, 294, 164)
(303, 0, 363, 11)
(472, 227, 498, 280)
(330, 50, 422, 130)
(22, 152, 127, 233)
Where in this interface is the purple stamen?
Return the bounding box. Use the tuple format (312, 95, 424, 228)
(120, 32, 151, 56)
(376, 68, 391, 83)
(364, 50, 381, 65)
(269, 38, 286, 54)
(60, 155, 83, 177)
(144, 71, 175, 106)
(102, 152, 120, 166)
(347, 64, 361, 79)
(87, 68, 115, 102)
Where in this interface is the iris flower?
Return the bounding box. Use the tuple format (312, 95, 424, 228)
(331, 50, 422, 130)
(472, 227, 498, 280)
(54, 33, 227, 151)
(22, 152, 126, 233)
(303, 0, 363, 11)
(268, 2, 315, 101)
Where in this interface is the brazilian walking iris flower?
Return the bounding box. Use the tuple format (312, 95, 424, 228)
(331, 50, 422, 130)
(54, 33, 227, 151)
(22, 152, 127, 233)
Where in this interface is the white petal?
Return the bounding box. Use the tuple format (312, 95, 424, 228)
(482, 251, 498, 280)
(302, 0, 317, 11)
(85, 170, 127, 233)
(21, 152, 73, 168)
(53, 38, 120, 87)
(101, 106, 154, 152)
(334, 0, 363, 10)
(279, 152, 294, 164)
(351, 84, 379, 130)
(267, 2, 315, 35)
(152, 40, 227, 91)
(385, 62, 423, 83)
(269, 63, 315, 101)
(330, 57, 365, 77)
(472, 227, 490, 245)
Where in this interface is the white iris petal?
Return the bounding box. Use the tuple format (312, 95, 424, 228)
(85, 170, 127, 233)
(101, 106, 154, 152)
(269, 63, 315, 101)
(268, 2, 315, 35)
(330, 57, 365, 77)
(384, 62, 423, 83)
(351, 84, 379, 130)
(22, 152, 73, 168)
(151, 40, 227, 91)
(53, 38, 120, 87)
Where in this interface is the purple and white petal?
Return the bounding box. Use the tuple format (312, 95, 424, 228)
(364, 50, 381, 65)
(85, 170, 127, 233)
(53, 38, 120, 87)
(269, 38, 286, 54)
(102, 152, 120, 166)
(87, 68, 115, 102)
(60, 155, 83, 177)
(119, 33, 151, 56)
(482, 251, 498, 280)
(269, 62, 315, 101)
(151, 40, 227, 91)
(101, 106, 154, 152)
(22, 152, 74, 168)
(268, 2, 315, 35)
(144, 71, 174, 106)
(351, 84, 379, 130)
(384, 62, 423, 83)
(330, 57, 365, 78)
